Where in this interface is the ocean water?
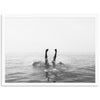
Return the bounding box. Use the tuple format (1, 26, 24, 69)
(5, 53, 95, 83)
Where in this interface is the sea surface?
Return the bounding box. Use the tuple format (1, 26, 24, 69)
(5, 53, 95, 83)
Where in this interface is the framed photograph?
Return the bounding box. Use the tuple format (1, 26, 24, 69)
(1, 14, 98, 86)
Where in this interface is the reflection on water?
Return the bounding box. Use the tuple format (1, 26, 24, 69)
(5, 53, 95, 83)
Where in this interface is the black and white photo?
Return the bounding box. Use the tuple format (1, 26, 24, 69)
(1, 15, 97, 86)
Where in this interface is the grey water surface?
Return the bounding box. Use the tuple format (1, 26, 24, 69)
(5, 53, 95, 83)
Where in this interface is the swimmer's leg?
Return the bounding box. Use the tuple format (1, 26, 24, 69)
(52, 49, 57, 66)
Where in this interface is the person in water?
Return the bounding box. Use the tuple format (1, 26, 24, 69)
(45, 49, 57, 66)
(44, 49, 57, 82)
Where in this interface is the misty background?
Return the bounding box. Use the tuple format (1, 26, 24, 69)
(5, 17, 95, 55)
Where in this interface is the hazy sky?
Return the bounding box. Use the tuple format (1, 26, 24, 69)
(5, 17, 95, 54)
